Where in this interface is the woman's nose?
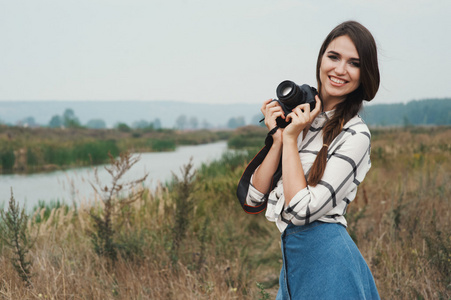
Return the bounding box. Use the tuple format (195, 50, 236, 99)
(335, 62, 347, 75)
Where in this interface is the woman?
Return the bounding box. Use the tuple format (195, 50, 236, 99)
(237, 21, 380, 299)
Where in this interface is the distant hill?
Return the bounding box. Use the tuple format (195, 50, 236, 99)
(0, 98, 449, 128)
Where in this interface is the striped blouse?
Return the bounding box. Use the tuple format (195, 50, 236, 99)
(245, 111, 372, 233)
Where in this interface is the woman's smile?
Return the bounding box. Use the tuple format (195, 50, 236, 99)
(329, 76, 347, 85)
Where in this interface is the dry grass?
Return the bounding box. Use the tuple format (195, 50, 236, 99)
(0, 126, 450, 299)
(1, 185, 273, 299)
(349, 126, 451, 299)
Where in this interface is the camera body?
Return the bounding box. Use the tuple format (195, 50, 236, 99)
(271, 80, 318, 128)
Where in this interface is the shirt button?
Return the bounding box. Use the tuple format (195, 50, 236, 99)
(315, 121, 318, 125)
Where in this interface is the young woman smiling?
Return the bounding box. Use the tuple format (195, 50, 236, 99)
(237, 21, 380, 299)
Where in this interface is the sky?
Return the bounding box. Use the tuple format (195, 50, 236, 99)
(1, 0, 450, 105)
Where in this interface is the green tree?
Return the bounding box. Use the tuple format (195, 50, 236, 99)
(115, 122, 131, 132)
(48, 115, 63, 128)
(63, 108, 81, 128)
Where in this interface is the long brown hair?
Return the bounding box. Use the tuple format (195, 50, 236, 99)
(308, 21, 380, 186)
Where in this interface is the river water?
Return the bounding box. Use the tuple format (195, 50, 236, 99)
(0, 141, 230, 211)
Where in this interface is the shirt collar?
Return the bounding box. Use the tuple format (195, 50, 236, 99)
(312, 110, 335, 127)
(320, 110, 335, 118)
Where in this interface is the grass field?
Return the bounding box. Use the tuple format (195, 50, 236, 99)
(0, 126, 450, 299)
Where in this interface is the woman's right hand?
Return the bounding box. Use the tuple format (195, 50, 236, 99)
(252, 99, 285, 194)
(261, 99, 284, 143)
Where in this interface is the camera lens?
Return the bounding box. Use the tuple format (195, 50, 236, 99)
(276, 80, 303, 110)
(281, 86, 292, 96)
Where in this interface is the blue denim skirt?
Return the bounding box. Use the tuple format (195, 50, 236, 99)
(276, 221, 380, 300)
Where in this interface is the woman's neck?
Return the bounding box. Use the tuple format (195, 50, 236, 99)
(321, 95, 346, 112)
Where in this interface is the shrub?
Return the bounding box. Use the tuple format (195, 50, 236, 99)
(0, 189, 36, 286)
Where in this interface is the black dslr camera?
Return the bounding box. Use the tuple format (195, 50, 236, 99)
(270, 80, 318, 128)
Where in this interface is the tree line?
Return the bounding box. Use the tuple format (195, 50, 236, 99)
(14, 108, 163, 131)
(363, 98, 451, 127)
(10, 109, 257, 130)
(4, 98, 450, 130)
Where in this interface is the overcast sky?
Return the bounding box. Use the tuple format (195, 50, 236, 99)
(1, 0, 450, 105)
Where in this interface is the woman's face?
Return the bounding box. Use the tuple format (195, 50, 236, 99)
(319, 35, 361, 108)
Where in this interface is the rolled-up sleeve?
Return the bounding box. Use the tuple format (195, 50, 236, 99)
(282, 131, 371, 225)
(245, 172, 267, 206)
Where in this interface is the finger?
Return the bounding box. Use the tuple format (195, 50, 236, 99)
(263, 98, 273, 105)
(261, 99, 274, 113)
(292, 104, 310, 117)
(268, 102, 282, 111)
(267, 110, 285, 120)
(266, 106, 283, 112)
(268, 106, 285, 116)
(312, 95, 322, 115)
(293, 103, 310, 112)
(287, 110, 305, 122)
(292, 106, 311, 124)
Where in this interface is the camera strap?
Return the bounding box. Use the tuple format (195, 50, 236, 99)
(236, 129, 282, 214)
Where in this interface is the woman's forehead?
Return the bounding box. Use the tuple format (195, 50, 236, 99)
(326, 35, 359, 59)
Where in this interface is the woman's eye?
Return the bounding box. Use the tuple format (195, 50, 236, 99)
(327, 55, 339, 61)
(350, 61, 360, 68)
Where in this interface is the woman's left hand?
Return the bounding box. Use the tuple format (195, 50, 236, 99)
(283, 95, 322, 141)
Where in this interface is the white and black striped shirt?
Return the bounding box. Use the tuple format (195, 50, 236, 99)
(246, 111, 372, 233)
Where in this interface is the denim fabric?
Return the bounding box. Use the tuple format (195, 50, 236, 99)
(276, 222, 380, 300)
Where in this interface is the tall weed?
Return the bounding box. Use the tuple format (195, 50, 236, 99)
(0, 189, 36, 286)
(89, 151, 147, 264)
(169, 159, 196, 267)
